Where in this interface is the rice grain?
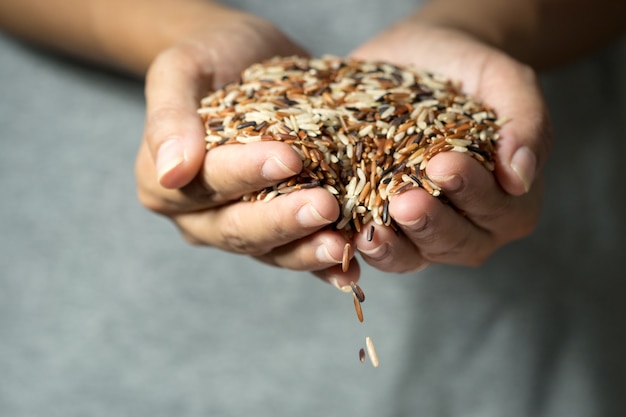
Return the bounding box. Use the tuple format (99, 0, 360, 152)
(200, 55, 501, 237)
(342, 242, 351, 273)
(350, 281, 365, 303)
(353, 292, 364, 323)
(365, 336, 379, 368)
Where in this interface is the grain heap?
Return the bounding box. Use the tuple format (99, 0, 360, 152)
(199, 55, 502, 236)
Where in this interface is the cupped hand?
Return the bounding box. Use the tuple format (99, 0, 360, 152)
(349, 22, 552, 272)
(135, 6, 358, 285)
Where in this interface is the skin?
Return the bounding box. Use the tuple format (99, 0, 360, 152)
(1, 0, 624, 288)
(350, 23, 550, 273)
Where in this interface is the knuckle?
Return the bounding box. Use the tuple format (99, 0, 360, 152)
(222, 233, 266, 256)
(266, 213, 295, 242)
(421, 229, 491, 267)
(217, 204, 295, 256)
(218, 210, 264, 255)
(203, 168, 256, 203)
(423, 236, 468, 262)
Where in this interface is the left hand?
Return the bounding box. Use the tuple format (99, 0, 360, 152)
(347, 21, 552, 273)
(135, 6, 361, 287)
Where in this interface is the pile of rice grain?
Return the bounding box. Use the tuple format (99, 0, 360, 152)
(199, 55, 502, 236)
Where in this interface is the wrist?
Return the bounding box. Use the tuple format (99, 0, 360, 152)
(409, 0, 537, 64)
(411, 0, 626, 69)
(92, 0, 242, 75)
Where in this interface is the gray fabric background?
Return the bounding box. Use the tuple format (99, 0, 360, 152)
(1, 1, 625, 416)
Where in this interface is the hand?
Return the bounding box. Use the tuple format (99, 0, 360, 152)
(349, 22, 552, 272)
(135, 6, 359, 285)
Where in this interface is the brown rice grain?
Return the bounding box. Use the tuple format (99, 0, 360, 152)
(342, 242, 351, 273)
(350, 281, 365, 303)
(199, 55, 500, 238)
(353, 292, 364, 323)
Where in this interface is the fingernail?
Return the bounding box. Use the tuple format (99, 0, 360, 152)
(156, 138, 185, 182)
(510, 146, 536, 193)
(329, 277, 353, 293)
(359, 242, 389, 261)
(429, 174, 462, 192)
(296, 203, 332, 228)
(262, 156, 298, 180)
(316, 244, 339, 264)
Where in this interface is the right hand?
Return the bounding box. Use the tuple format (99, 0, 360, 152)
(349, 22, 551, 273)
(135, 6, 358, 286)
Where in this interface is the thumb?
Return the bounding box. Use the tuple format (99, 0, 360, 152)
(484, 61, 553, 196)
(143, 43, 213, 189)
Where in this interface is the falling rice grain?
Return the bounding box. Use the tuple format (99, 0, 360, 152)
(365, 336, 379, 368)
(350, 281, 365, 303)
(353, 292, 364, 323)
(359, 348, 366, 363)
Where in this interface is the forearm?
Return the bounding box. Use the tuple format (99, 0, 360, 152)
(413, 0, 626, 69)
(0, 0, 232, 75)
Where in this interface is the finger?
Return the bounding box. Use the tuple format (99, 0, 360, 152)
(174, 188, 340, 254)
(201, 141, 303, 204)
(477, 57, 552, 196)
(256, 229, 349, 271)
(353, 27, 552, 197)
(388, 186, 494, 266)
(426, 151, 540, 242)
(137, 140, 303, 214)
(354, 222, 430, 272)
(312, 262, 362, 290)
(143, 42, 216, 189)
